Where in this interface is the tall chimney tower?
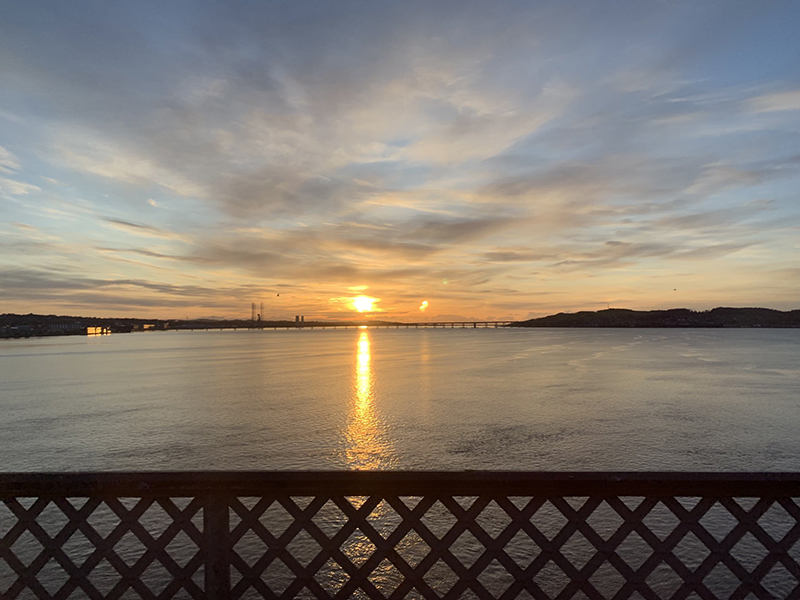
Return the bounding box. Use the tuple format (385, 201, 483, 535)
(251, 302, 256, 321)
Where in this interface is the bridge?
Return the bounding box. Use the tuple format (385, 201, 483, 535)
(293, 321, 516, 330)
(2, 471, 799, 599)
(167, 321, 516, 331)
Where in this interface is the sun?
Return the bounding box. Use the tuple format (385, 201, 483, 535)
(353, 296, 376, 313)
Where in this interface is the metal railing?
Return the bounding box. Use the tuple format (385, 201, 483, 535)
(1, 472, 799, 599)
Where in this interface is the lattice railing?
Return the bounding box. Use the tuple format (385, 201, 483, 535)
(1, 472, 800, 599)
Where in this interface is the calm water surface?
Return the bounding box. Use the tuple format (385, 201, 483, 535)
(1, 327, 798, 472)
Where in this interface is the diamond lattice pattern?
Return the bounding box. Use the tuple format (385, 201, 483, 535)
(2, 493, 800, 599)
(0, 496, 204, 599)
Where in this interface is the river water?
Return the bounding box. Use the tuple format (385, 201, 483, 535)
(1, 327, 799, 472)
(1, 328, 799, 598)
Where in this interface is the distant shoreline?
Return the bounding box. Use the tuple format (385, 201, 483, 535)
(512, 307, 800, 328)
(2, 307, 800, 338)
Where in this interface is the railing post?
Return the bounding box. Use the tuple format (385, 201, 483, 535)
(205, 492, 231, 600)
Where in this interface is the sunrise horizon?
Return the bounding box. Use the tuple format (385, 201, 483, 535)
(3, 303, 798, 326)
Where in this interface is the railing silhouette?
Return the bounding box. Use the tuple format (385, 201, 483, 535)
(1, 472, 799, 599)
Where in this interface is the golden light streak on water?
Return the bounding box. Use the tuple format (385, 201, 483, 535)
(345, 330, 397, 470)
(338, 330, 404, 590)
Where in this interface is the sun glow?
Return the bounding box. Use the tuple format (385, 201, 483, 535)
(353, 296, 376, 312)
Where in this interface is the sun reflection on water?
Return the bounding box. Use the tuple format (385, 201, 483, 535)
(337, 330, 405, 590)
(345, 329, 397, 470)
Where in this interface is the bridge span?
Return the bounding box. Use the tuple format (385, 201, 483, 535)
(167, 320, 516, 331)
(290, 320, 515, 329)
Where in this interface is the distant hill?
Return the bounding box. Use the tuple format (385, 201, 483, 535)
(513, 307, 800, 328)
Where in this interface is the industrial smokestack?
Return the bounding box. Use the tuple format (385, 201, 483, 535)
(251, 302, 256, 321)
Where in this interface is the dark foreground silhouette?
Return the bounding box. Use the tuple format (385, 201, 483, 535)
(2, 471, 799, 598)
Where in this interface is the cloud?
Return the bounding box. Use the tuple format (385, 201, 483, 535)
(747, 90, 800, 113)
(0, 266, 280, 313)
(0, 145, 41, 197)
(402, 83, 576, 165)
(550, 241, 673, 270)
(50, 128, 205, 197)
(653, 203, 772, 231)
(101, 217, 188, 241)
(399, 215, 518, 245)
(95, 246, 197, 263)
(0, 145, 21, 174)
(482, 249, 555, 263)
(1, 2, 581, 221)
(1, 1, 799, 316)
(0, 176, 41, 196)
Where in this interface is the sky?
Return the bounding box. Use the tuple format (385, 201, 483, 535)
(1, 0, 799, 321)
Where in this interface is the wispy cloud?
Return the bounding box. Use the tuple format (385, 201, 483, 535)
(101, 218, 189, 242)
(747, 89, 800, 113)
(0, 176, 41, 196)
(0, 145, 21, 174)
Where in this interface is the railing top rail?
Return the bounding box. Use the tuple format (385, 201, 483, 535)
(2, 471, 800, 497)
